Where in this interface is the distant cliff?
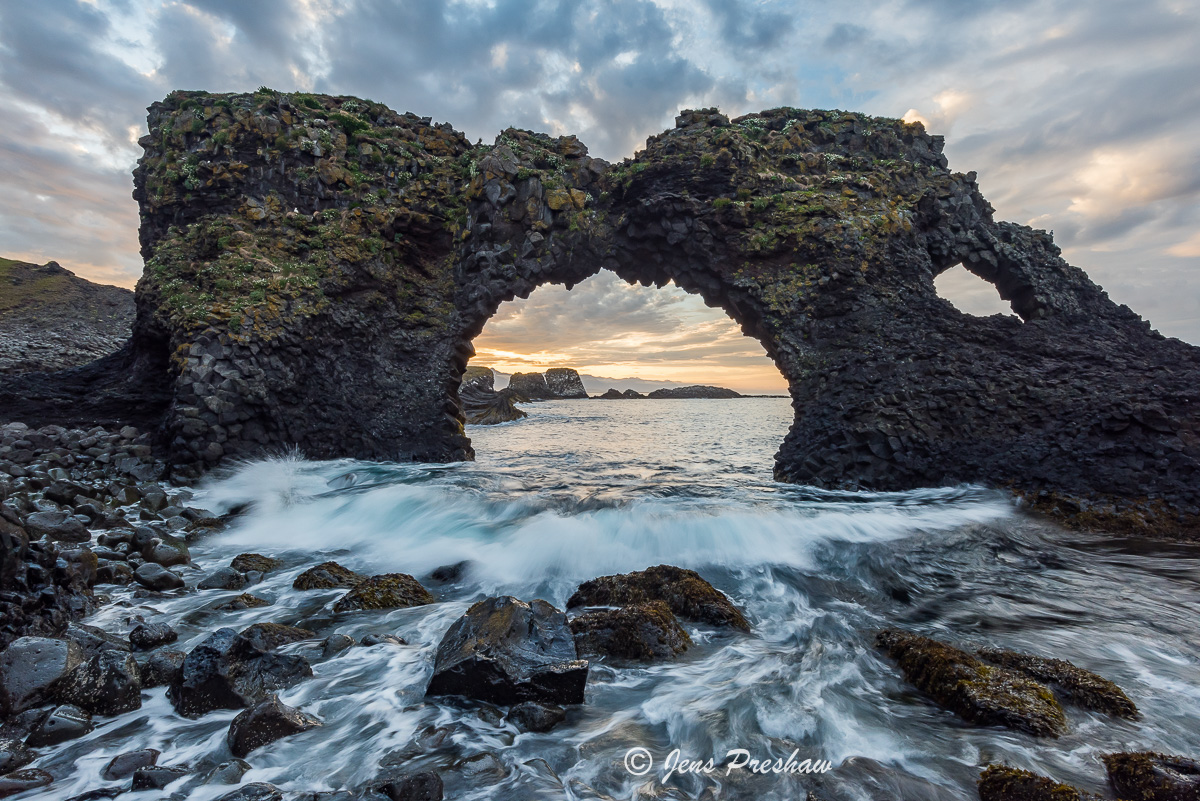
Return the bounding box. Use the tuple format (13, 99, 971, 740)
(0, 257, 133, 375)
(648, 386, 741, 399)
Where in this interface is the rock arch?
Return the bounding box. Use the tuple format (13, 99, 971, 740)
(5, 91, 1197, 534)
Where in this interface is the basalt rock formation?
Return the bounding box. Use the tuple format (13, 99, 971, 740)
(459, 366, 525, 424)
(646, 385, 741, 399)
(544, 367, 588, 399)
(3, 89, 1197, 534)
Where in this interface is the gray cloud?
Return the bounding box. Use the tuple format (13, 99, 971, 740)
(0, 0, 1196, 355)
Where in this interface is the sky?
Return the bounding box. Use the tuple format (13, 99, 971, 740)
(1, 0, 1197, 392)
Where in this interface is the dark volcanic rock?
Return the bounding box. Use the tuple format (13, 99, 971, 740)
(0, 768, 53, 798)
(977, 765, 1099, 801)
(596, 388, 645, 399)
(101, 748, 161, 780)
(0, 636, 84, 715)
(230, 553, 281, 573)
(213, 593, 271, 611)
(25, 704, 93, 746)
(646, 385, 741, 399)
(227, 695, 323, 757)
(215, 783, 284, 801)
(167, 627, 312, 717)
(0, 737, 33, 774)
(426, 596, 587, 705)
(236, 622, 316, 651)
(875, 629, 1065, 737)
(1103, 751, 1200, 801)
(9, 93, 1199, 537)
(131, 764, 190, 790)
(133, 562, 184, 591)
(293, 561, 363, 590)
(332, 573, 433, 613)
(570, 601, 692, 662)
(544, 368, 588, 399)
(139, 648, 184, 688)
(506, 701, 566, 733)
(506, 372, 554, 401)
(63, 622, 131, 659)
(54, 650, 142, 714)
(567, 565, 750, 631)
(977, 647, 1137, 718)
(460, 367, 527, 425)
(199, 566, 248, 590)
(23, 510, 90, 543)
(130, 621, 178, 650)
(367, 769, 444, 801)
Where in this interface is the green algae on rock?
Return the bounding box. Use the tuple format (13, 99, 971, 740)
(874, 629, 1066, 737)
(292, 561, 363, 590)
(569, 601, 692, 663)
(230, 553, 282, 573)
(1102, 751, 1200, 801)
(977, 647, 1137, 719)
(977, 765, 1102, 801)
(568, 564, 750, 631)
(332, 573, 434, 613)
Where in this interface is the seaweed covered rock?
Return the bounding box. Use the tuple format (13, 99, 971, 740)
(977, 765, 1100, 801)
(167, 627, 312, 717)
(293, 561, 363, 590)
(569, 601, 692, 662)
(426, 596, 587, 705)
(977, 647, 1137, 718)
(1103, 751, 1200, 801)
(567, 565, 750, 631)
(875, 629, 1066, 737)
(332, 573, 433, 613)
(231, 554, 282, 574)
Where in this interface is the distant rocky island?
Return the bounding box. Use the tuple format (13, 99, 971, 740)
(0, 257, 133, 375)
(596, 385, 742, 399)
(508, 368, 589, 400)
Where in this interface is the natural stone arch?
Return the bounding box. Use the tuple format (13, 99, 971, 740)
(3, 91, 1196, 535)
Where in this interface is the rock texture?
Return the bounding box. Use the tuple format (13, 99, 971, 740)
(459, 366, 526, 425)
(569, 601, 692, 662)
(506, 372, 554, 401)
(567, 564, 750, 631)
(1102, 752, 1200, 801)
(0, 257, 134, 376)
(544, 368, 588, 399)
(426, 595, 588, 705)
(646, 385, 741, 399)
(976, 647, 1137, 718)
(5, 91, 1197, 535)
(977, 765, 1100, 801)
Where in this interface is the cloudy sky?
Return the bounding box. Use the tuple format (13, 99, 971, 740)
(1, 0, 1197, 392)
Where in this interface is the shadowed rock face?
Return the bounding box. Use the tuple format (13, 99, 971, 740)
(4, 90, 1197, 534)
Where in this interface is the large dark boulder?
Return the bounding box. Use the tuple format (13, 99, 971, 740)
(139, 648, 184, 688)
(875, 629, 1065, 737)
(133, 562, 184, 591)
(54, 650, 142, 715)
(365, 769, 444, 801)
(293, 561, 362, 590)
(101, 748, 161, 780)
(1102, 751, 1200, 801)
(567, 565, 750, 631)
(569, 601, 691, 662)
(25, 704, 93, 746)
(130, 622, 178, 651)
(0, 769, 52, 798)
(426, 596, 587, 705)
(0, 636, 83, 715)
(227, 695, 322, 757)
(22, 511, 90, 543)
(166, 627, 312, 717)
(235, 622, 316, 651)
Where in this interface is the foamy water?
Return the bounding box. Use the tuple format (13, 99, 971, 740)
(30, 399, 1200, 800)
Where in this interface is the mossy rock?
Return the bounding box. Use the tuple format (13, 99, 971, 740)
(230, 553, 282, 573)
(570, 601, 692, 663)
(875, 629, 1066, 737)
(567, 565, 750, 631)
(977, 647, 1137, 718)
(977, 765, 1101, 801)
(235, 622, 316, 651)
(1103, 751, 1200, 801)
(332, 573, 434, 613)
(293, 561, 363, 590)
(214, 593, 271, 611)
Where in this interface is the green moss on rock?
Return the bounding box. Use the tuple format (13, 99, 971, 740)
(332, 573, 434, 613)
(978, 765, 1101, 801)
(977, 647, 1137, 719)
(230, 553, 282, 573)
(1102, 751, 1200, 801)
(293, 561, 363, 590)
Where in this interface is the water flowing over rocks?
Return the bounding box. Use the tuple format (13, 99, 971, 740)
(426, 596, 588, 705)
(567, 564, 751, 631)
(569, 601, 692, 662)
(977, 765, 1100, 801)
(1, 90, 1193, 534)
(331, 573, 433, 613)
(226, 695, 323, 758)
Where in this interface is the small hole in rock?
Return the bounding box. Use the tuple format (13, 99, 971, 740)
(934, 264, 1013, 317)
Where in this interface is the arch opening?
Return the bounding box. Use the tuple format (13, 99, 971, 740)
(934, 263, 1017, 318)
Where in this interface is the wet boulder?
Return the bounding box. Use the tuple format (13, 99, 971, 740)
(54, 650, 142, 715)
(977, 765, 1099, 801)
(365, 769, 444, 801)
(167, 627, 313, 717)
(875, 629, 1066, 737)
(133, 562, 184, 591)
(360, 633, 407, 647)
(426, 596, 587, 705)
(293, 561, 362, 590)
(506, 701, 566, 733)
(203, 759, 251, 785)
(139, 649, 184, 688)
(25, 704, 93, 746)
(332, 573, 433, 613)
(101, 748, 161, 780)
(977, 647, 1137, 718)
(0, 769, 52, 798)
(1103, 751, 1200, 800)
(236, 623, 316, 651)
(140, 532, 189, 567)
(198, 566, 247, 590)
(130, 622, 178, 650)
(214, 593, 271, 611)
(215, 783, 284, 801)
(227, 695, 323, 757)
(64, 623, 131, 658)
(569, 601, 691, 663)
(321, 633, 355, 657)
(23, 510, 89, 543)
(0, 736, 33, 774)
(567, 565, 750, 631)
(0, 636, 83, 715)
(231, 554, 282, 573)
(131, 764, 190, 790)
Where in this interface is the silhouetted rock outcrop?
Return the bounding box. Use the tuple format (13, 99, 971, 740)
(597, 388, 645, 399)
(4, 90, 1197, 536)
(646, 385, 740, 399)
(459, 366, 526, 424)
(544, 367, 588, 398)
